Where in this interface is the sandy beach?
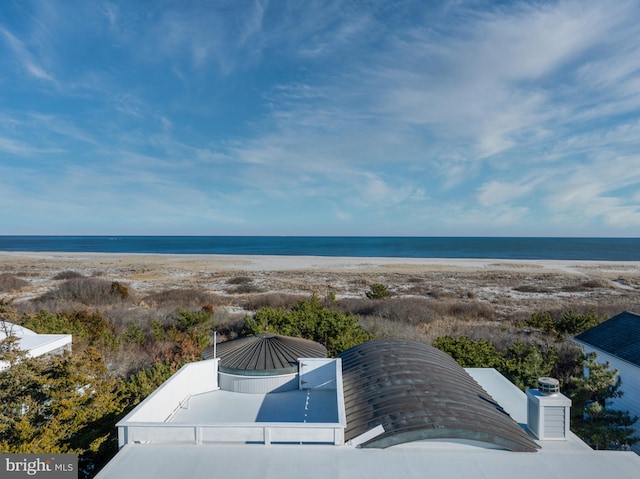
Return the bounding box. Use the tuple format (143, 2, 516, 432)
(4, 250, 640, 273)
(2, 252, 640, 316)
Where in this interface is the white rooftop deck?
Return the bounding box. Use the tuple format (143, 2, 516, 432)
(169, 389, 339, 423)
(117, 357, 346, 447)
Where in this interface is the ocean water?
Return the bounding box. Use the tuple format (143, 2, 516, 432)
(0, 236, 638, 261)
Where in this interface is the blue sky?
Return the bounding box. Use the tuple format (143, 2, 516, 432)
(1, 0, 640, 236)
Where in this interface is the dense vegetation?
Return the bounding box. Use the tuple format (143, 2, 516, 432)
(242, 295, 372, 356)
(1, 271, 639, 477)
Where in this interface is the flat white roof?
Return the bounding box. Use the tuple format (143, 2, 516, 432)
(465, 368, 530, 424)
(98, 367, 640, 479)
(169, 389, 339, 423)
(0, 322, 71, 370)
(97, 438, 640, 479)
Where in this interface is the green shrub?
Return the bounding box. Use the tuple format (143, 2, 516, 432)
(20, 309, 89, 338)
(121, 360, 176, 406)
(366, 283, 391, 299)
(243, 295, 372, 356)
(433, 336, 556, 390)
(175, 308, 213, 332)
(123, 323, 145, 345)
(523, 310, 606, 338)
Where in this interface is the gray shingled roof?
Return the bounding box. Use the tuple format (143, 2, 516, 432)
(338, 339, 540, 452)
(203, 333, 327, 376)
(574, 311, 640, 367)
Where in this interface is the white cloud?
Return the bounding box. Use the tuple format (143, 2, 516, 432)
(0, 26, 56, 83)
(0, 137, 62, 156)
(367, 2, 617, 161)
(540, 155, 640, 227)
(335, 210, 352, 221)
(358, 173, 412, 208)
(2, 0, 640, 235)
(478, 179, 536, 207)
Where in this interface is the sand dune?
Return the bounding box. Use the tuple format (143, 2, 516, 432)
(2, 253, 640, 313)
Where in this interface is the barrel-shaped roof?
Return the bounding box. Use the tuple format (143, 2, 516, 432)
(203, 333, 327, 376)
(338, 339, 539, 452)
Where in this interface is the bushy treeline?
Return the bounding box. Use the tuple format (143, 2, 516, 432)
(520, 310, 606, 338)
(433, 336, 557, 390)
(243, 295, 372, 357)
(0, 296, 219, 478)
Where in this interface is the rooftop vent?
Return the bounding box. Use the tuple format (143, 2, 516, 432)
(526, 377, 571, 441)
(537, 377, 560, 394)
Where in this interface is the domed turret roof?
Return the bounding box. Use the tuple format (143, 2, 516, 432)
(203, 333, 327, 376)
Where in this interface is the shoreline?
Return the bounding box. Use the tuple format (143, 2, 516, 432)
(3, 251, 640, 274)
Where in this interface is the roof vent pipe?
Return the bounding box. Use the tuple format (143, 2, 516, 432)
(537, 377, 560, 395)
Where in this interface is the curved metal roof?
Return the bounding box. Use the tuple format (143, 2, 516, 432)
(203, 333, 327, 376)
(338, 339, 539, 452)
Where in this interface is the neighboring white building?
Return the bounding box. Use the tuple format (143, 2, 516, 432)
(97, 338, 640, 479)
(574, 311, 640, 454)
(0, 321, 72, 371)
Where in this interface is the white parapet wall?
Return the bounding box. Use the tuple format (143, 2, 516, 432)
(118, 357, 346, 447)
(118, 359, 219, 446)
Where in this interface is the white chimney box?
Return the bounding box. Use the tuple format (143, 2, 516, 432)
(526, 378, 571, 441)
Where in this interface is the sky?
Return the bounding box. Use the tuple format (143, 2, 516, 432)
(1, 0, 640, 237)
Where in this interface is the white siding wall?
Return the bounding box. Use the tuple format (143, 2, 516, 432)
(577, 343, 640, 454)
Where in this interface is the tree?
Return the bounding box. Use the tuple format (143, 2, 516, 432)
(366, 283, 391, 299)
(502, 340, 557, 390)
(0, 343, 124, 478)
(565, 352, 638, 450)
(20, 309, 119, 352)
(20, 309, 89, 339)
(242, 295, 372, 357)
(555, 310, 605, 337)
(432, 336, 505, 369)
(174, 307, 213, 332)
(0, 297, 19, 322)
(1, 299, 27, 369)
(120, 360, 175, 406)
(432, 336, 556, 391)
(523, 310, 605, 339)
